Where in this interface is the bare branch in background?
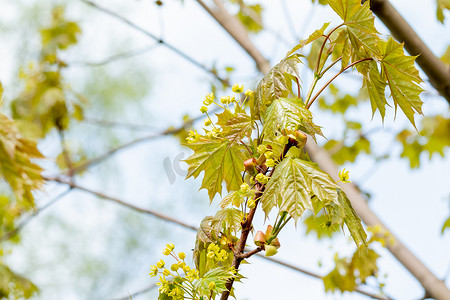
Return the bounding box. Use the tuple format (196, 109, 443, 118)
(80, 0, 229, 86)
(363, 0, 450, 104)
(46, 176, 391, 300)
(68, 43, 161, 67)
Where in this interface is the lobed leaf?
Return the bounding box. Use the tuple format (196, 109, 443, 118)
(379, 38, 424, 128)
(185, 139, 247, 202)
(261, 157, 339, 221)
(253, 54, 303, 119)
(262, 97, 323, 141)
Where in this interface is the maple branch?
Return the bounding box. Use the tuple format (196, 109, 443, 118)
(305, 140, 450, 300)
(195, 0, 271, 74)
(220, 183, 264, 300)
(68, 43, 160, 67)
(307, 58, 374, 109)
(82, 117, 158, 131)
(67, 111, 208, 175)
(363, 0, 450, 104)
(44, 176, 389, 300)
(80, 0, 229, 85)
(194, 2, 450, 299)
(109, 283, 157, 300)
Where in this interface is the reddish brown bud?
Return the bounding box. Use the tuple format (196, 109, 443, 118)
(294, 130, 307, 148)
(244, 158, 257, 176)
(254, 231, 266, 246)
(265, 225, 273, 237)
(270, 237, 281, 249)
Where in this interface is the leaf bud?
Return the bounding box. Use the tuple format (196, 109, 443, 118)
(270, 237, 281, 249)
(247, 199, 256, 209)
(265, 225, 273, 237)
(264, 245, 278, 257)
(244, 158, 257, 176)
(294, 130, 307, 148)
(254, 231, 267, 246)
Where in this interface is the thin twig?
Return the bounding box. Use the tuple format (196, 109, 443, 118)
(67, 111, 209, 175)
(69, 44, 160, 67)
(80, 0, 229, 85)
(109, 283, 157, 300)
(82, 117, 158, 131)
(0, 188, 72, 241)
(281, 0, 299, 41)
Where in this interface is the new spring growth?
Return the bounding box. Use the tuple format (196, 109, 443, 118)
(338, 168, 351, 184)
(255, 173, 269, 184)
(203, 92, 214, 105)
(232, 83, 244, 93)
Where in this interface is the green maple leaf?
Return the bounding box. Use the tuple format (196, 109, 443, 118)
(287, 23, 330, 56)
(336, 190, 367, 247)
(253, 54, 303, 119)
(328, 0, 379, 57)
(261, 157, 339, 221)
(436, 0, 450, 23)
(379, 38, 424, 128)
(211, 208, 243, 235)
(216, 109, 253, 142)
(363, 60, 388, 120)
(262, 97, 323, 141)
(0, 114, 44, 207)
(185, 139, 247, 202)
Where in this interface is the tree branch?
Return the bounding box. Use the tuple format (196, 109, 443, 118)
(80, 0, 229, 85)
(194, 1, 450, 299)
(195, 0, 271, 74)
(44, 176, 389, 300)
(363, 0, 450, 104)
(67, 111, 208, 175)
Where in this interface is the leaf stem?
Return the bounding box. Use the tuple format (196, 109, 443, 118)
(295, 76, 301, 99)
(306, 58, 373, 109)
(315, 23, 345, 75)
(319, 56, 342, 77)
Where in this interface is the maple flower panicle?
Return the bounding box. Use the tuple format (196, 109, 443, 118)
(156, 259, 165, 268)
(338, 168, 352, 184)
(186, 130, 200, 143)
(266, 159, 275, 168)
(149, 265, 158, 277)
(203, 92, 214, 105)
(232, 83, 244, 93)
(245, 89, 254, 99)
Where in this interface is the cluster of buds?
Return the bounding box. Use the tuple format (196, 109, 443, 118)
(254, 225, 281, 257)
(150, 244, 199, 299)
(186, 130, 201, 144)
(207, 243, 229, 262)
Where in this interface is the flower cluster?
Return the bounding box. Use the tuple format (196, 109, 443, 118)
(338, 168, 351, 184)
(149, 244, 200, 300)
(207, 243, 229, 262)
